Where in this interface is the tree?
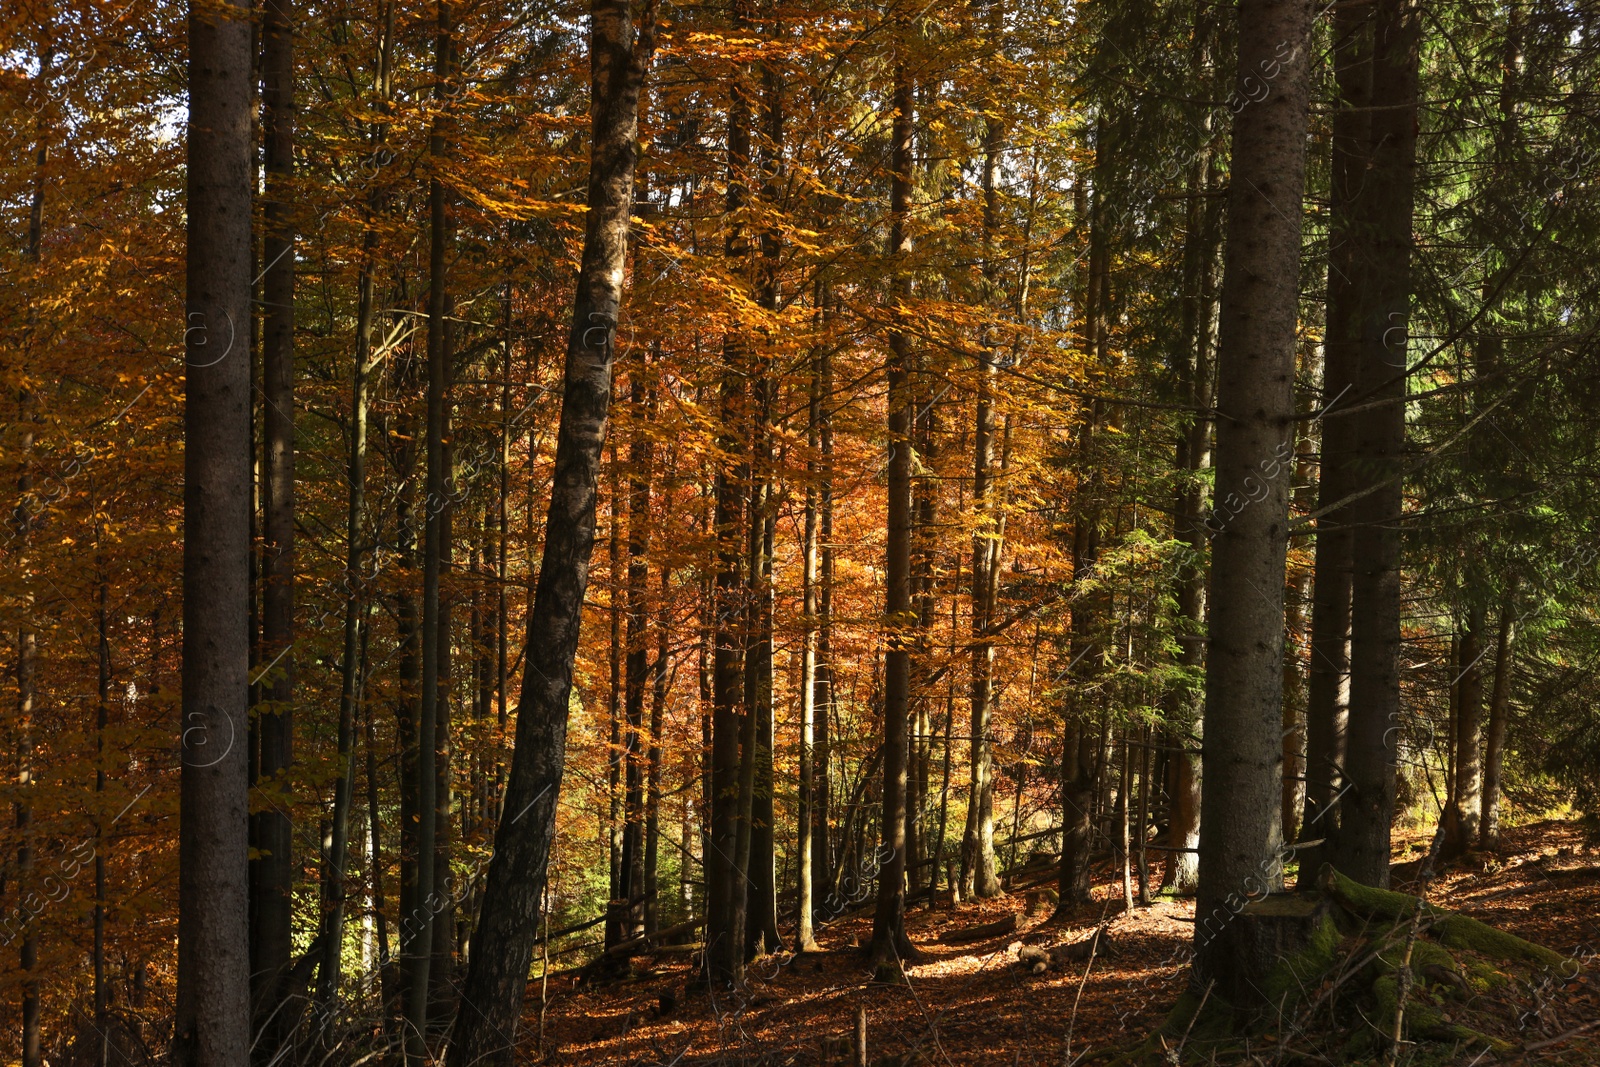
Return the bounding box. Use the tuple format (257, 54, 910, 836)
(1193, 0, 1314, 1001)
(868, 27, 919, 982)
(447, 1, 658, 1061)
(1299, 0, 1371, 882)
(174, 0, 255, 1059)
(1329, 0, 1420, 889)
(250, 0, 297, 1042)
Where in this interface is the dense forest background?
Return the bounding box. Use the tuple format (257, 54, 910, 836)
(3, 0, 1600, 1063)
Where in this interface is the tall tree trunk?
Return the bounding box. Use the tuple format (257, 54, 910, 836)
(14, 32, 49, 1067)
(1442, 605, 1486, 856)
(606, 447, 624, 947)
(797, 317, 823, 951)
(404, 4, 454, 1051)
(319, 7, 392, 1000)
(365, 659, 392, 1010)
(1056, 162, 1108, 911)
(868, 41, 918, 980)
(1193, 0, 1313, 1002)
(1162, 71, 1219, 894)
(95, 562, 111, 1065)
(963, 91, 1006, 902)
(1330, 0, 1419, 889)
(812, 305, 836, 917)
(175, 0, 254, 1057)
(251, 0, 297, 1043)
(1480, 588, 1517, 850)
(1282, 378, 1316, 844)
(447, 3, 657, 1060)
(644, 557, 671, 934)
(392, 320, 422, 1029)
(620, 366, 654, 942)
(1300, 0, 1371, 880)
(707, 2, 754, 985)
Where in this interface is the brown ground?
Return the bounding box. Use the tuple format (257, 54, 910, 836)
(523, 820, 1600, 1065)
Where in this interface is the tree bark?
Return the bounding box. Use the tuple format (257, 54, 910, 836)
(1442, 605, 1486, 856)
(964, 76, 1005, 901)
(405, 4, 454, 1050)
(869, 40, 919, 980)
(1479, 589, 1517, 850)
(644, 556, 671, 934)
(797, 317, 823, 951)
(1162, 65, 1219, 894)
(707, 0, 754, 985)
(447, 3, 656, 1060)
(14, 32, 49, 1067)
(1193, 0, 1313, 1002)
(175, 0, 255, 1057)
(1300, 0, 1371, 880)
(319, 6, 393, 1003)
(251, 0, 297, 1042)
(1330, 0, 1419, 889)
(620, 364, 654, 942)
(813, 305, 836, 916)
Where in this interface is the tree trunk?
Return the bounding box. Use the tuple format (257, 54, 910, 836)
(1331, 0, 1419, 889)
(447, 4, 657, 1060)
(813, 309, 835, 914)
(94, 564, 111, 1065)
(606, 445, 624, 948)
(15, 37, 48, 1067)
(1282, 379, 1316, 844)
(175, 0, 254, 1058)
(392, 318, 422, 1030)
(1162, 61, 1218, 895)
(1299, 0, 1371, 882)
(1193, 0, 1313, 1002)
(708, 1, 754, 985)
(1442, 605, 1486, 856)
(618, 366, 653, 943)
(644, 557, 671, 934)
(251, 0, 296, 1041)
(1056, 722, 1096, 908)
(320, 11, 392, 994)
(797, 321, 823, 951)
(964, 85, 1005, 902)
(868, 40, 918, 981)
(1480, 589, 1517, 850)
(745, 381, 778, 958)
(405, 4, 454, 1049)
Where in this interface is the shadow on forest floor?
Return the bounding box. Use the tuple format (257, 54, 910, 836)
(522, 820, 1600, 1065)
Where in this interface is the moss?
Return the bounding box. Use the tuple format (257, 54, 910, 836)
(1426, 1024, 1516, 1054)
(1375, 938, 1454, 977)
(1322, 866, 1444, 923)
(1465, 960, 1511, 994)
(1373, 960, 1444, 1038)
(1433, 914, 1568, 967)
(1323, 865, 1568, 967)
(1261, 910, 1341, 1007)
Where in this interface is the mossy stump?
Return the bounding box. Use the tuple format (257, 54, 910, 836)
(1109, 864, 1585, 1065)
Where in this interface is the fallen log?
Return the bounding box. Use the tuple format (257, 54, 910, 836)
(1015, 925, 1114, 973)
(937, 912, 1020, 944)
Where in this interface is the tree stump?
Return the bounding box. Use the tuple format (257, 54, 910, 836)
(1203, 891, 1338, 1007)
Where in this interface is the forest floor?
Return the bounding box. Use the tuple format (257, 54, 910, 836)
(525, 819, 1600, 1065)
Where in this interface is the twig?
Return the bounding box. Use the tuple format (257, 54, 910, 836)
(1170, 977, 1214, 1064)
